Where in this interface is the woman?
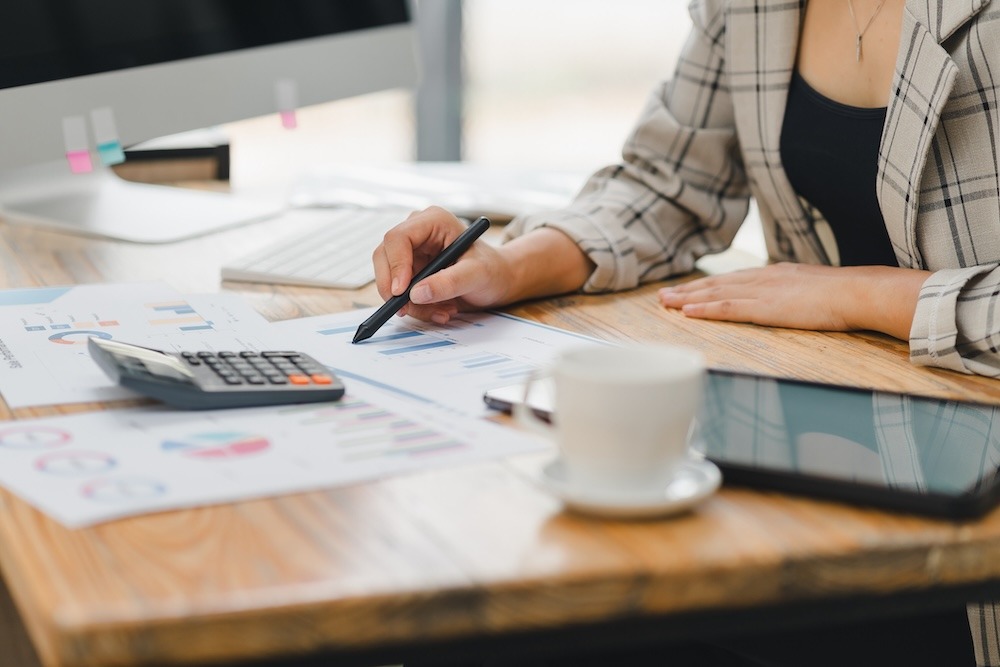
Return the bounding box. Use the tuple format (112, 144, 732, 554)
(377, 0, 998, 664)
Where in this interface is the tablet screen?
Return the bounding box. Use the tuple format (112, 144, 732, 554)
(696, 371, 1000, 517)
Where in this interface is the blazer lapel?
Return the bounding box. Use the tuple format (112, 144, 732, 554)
(877, 0, 987, 269)
(727, 0, 833, 264)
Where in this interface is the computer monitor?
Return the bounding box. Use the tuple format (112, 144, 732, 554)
(0, 1, 417, 243)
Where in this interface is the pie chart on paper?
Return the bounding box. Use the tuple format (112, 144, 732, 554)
(160, 432, 271, 460)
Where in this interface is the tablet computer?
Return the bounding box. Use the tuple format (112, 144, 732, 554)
(484, 370, 1000, 518)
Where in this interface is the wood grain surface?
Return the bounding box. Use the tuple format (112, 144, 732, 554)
(1, 211, 1000, 667)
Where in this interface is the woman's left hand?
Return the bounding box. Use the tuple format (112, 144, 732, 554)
(657, 262, 931, 340)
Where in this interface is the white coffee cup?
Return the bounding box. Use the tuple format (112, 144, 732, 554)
(516, 343, 706, 494)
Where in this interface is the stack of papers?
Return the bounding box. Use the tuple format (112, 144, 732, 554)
(0, 282, 599, 527)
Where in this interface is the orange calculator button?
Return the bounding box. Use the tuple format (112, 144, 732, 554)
(311, 374, 333, 385)
(288, 374, 310, 385)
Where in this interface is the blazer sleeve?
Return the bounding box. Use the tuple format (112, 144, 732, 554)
(910, 265, 1000, 377)
(502, 0, 751, 293)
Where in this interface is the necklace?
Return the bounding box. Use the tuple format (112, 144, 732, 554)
(846, 0, 887, 62)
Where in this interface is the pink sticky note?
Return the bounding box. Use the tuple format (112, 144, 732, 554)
(280, 110, 298, 130)
(66, 150, 93, 174)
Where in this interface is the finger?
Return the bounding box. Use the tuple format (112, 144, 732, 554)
(429, 305, 459, 325)
(409, 256, 487, 305)
(401, 302, 458, 324)
(380, 228, 420, 296)
(372, 243, 393, 301)
(680, 298, 763, 323)
(662, 269, 765, 294)
(381, 208, 467, 296)
(659, 285, 756, 308)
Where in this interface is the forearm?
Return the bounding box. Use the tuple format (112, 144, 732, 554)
(840, 265, 931, 340)
(498, 228, 595, 304)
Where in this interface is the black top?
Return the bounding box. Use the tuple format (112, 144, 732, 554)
(779, 71, 898, 267)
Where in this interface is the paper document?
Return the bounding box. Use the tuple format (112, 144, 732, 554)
(0, 282, 272, 408)
(268, 310, 603, 416)
(0, 382, 547, 527)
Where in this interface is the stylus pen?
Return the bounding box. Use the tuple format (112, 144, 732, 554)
(352, 216, 491, 344)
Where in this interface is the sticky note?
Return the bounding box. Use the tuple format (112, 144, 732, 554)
(91, 108, 125, 166)
(62, 116, 93, 174)
(275, 79, 299, 129)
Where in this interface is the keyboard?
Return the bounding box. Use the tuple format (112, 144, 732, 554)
(221, 208, 407, 289)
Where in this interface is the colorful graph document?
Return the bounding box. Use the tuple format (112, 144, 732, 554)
(0, 383, 546, 527)
(267, 309, 602, 416)
(0, 282, 273, 408)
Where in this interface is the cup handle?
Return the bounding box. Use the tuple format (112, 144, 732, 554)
(513, 369, 554, 438)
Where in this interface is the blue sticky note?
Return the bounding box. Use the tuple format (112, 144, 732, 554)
(97, 140, 125, 166)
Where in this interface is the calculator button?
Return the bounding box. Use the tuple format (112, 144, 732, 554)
(261, 351, 298, 358)
(239, 351, 260, 358)
(218, 351, 237, 358)
(266, 376, 289, 384)
(311, 374, 334, 385)
(245, 376, 267, 385)
(287, 374, 310, 385)
(222, 376, 244, 385)
(197, 351, 214, 358)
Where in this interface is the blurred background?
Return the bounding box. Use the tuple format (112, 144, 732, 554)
(217, 1, 766, 260)
(226, 0, 692, 185)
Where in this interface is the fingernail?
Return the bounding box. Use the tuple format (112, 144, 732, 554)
(430, 311, 449, 324)
(391, 277, 401, 294)
(410, 284, 431, 304)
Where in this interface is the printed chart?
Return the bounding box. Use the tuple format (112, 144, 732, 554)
(270, 310, 602, 416)
(0, 384, 545, 527)
(0, 282, 273, 408)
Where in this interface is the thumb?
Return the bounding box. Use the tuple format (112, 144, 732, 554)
(409, 259, 485, 305)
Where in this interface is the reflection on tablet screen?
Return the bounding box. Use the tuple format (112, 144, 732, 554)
(696, 371, 1000, 517)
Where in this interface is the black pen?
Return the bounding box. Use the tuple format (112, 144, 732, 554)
(353, 216, 491, 343)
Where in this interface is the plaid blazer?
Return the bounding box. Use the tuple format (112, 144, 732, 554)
(506, 0, 1000, 378)
(506, 1, 1000, 661)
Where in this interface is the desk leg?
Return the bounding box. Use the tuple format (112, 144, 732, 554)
(0, 575, 41, 667)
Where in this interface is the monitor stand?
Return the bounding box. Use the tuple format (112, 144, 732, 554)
(0, 161, 284, 244)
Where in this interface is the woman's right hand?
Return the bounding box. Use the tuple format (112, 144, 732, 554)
(372, 206, 515, 324)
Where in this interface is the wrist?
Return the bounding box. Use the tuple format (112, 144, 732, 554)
(498, 228, 594, 303)
(841, 266, 929, 340)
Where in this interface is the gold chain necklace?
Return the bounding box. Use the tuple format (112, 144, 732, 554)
(846, 0, 887, 62)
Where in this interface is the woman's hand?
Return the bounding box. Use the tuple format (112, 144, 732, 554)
(372, 207, 595, 324)
(372, 207, 516, 324)
(657, 262, 931, 340)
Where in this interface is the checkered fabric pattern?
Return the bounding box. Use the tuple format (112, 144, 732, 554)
(504, 1, 1000, 662)
(505, 0, 1000, 376)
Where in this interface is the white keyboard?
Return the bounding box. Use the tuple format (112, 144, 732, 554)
(221, 208, 407, 289)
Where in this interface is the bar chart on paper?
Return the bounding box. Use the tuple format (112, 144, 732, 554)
(270, 309, 603, 416)
(285, 396, 466, 460)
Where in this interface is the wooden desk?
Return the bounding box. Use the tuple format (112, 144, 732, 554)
(2, 215, 1000, 667)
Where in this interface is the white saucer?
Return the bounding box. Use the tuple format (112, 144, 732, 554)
(535, 457, 722, 519)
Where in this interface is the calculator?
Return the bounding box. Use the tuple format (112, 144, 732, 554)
(88, 337, 345, 409)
